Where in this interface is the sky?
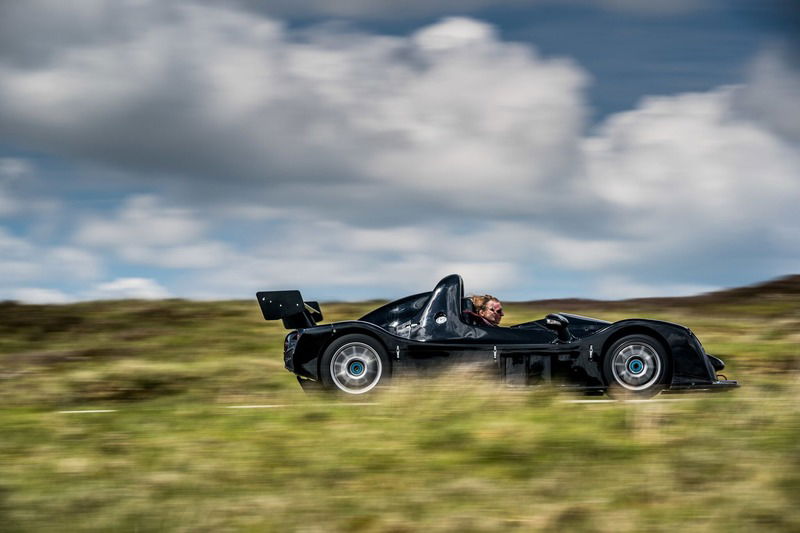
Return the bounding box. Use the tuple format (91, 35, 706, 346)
(0, 0, 799, 303)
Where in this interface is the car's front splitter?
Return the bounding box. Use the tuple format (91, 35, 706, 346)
(664, 379, 740, 393)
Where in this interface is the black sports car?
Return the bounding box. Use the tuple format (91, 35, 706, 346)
(257, 274, 738, 397)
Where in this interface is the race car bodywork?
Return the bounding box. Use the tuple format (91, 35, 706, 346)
(257, 274, 739, 396)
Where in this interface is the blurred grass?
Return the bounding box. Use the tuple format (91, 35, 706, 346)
(1, 285, 799, 531)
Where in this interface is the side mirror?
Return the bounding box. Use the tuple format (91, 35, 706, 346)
(544, 313, 572, 342)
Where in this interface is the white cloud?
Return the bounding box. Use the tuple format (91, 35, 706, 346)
(208, 0, 705, 20)
(11, 287, 72, 304)
(48, 247, 103, 281)
(75, 194, 233, 269)
(175, 218, 530, 299)
(0, 225, 103, 302)
(413, 16, 497, 52)
(87, 277, 171, 300)
(186, 252, 521, 301)
(0, 227, 33, 256)
(0, 157, 42, 217)
(0, 158, 27, 216)
(539, 236, 637, 270)
(593, 276, 718, 300)
(0, 3, 797, 301)
(119, 242, 232, 269)
(360, 19, 586, 210)
(0, 228, 101, 283)
(0, 7, 588, 220)
(218, 204, 289, 221)
(586, 88, 799, 223)
(735, 49, 800, 143)
(577, 83, 800, 278)
(76, 195, 205, 247)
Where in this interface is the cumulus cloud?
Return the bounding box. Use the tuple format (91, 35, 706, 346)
(65, 191, 540, 298)
(0, 158, 30, 216)
(189, 251, 521, 301)
(0, 225, 103, 301)
(87, 277, 171, 300)
(578, 83, 800, 283)
(10, 287, 72, 304)
(735, 48, 800, 143)
(593, 276, 718, 300)
(0, 5, 588, 222)
(0, 2, 798, 300)
(212, 0, 704, 20)
(76, 195, 205, 247)
(172, 218, 529, 299)
(0, 157, 61, 222)
(226, 0, 528, 20)
(75, 195, 233, 269)
(585, 87, 800, 224)
(0, 228, 101, 283)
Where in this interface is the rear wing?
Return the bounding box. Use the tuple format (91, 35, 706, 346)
(256, 290, 323, 329)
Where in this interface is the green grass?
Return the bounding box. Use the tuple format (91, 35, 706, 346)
(1, 294, 799, 531)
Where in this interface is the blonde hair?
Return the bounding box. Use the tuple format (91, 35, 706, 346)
(470, 294, 498, 312)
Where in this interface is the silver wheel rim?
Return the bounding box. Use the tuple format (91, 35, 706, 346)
(330, 342, 383, 394)
(611, 342, 662, 391)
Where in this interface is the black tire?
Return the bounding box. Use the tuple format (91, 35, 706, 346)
(319, 334, 390, 395)
(603, 334, 670, 399)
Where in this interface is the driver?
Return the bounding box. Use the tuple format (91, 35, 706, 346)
(470, 294, 504, 326)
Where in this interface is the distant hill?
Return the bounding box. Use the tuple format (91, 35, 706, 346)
(516, 274, 800, 310)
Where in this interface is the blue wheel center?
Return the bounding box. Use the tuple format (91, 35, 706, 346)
(628, 359, 645, 374)
(349, 361, 365, 376)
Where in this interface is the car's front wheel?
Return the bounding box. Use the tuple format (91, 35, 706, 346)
(603, 334, 670, 398)
(320, 334, 390, 395)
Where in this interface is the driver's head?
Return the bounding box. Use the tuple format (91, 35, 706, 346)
(477, 295, 503, 326)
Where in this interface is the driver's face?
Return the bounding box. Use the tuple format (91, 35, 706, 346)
(481, 300, 504, 325)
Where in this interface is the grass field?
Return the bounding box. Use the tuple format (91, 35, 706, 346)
(1, 278, 799, 531)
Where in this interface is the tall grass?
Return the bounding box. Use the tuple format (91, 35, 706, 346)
(1, 295, 799, 531)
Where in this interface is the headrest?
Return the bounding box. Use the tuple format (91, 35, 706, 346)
(461, 297, 475, 313)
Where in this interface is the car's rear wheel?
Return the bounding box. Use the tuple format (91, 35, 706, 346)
(320, 334, 390, 395)
(603, 334, 670, 398)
